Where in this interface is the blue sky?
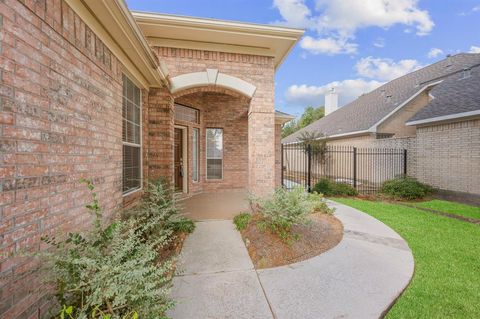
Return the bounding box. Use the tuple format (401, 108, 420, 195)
(126, 0, 480, 117)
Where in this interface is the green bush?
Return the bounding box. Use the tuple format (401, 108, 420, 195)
(380, 176, 434, 200)
(39, 179, 191, 319)
(250, 186, 332, 242)
(233, 213, 252, 231)
(124, 180, 195, 239)
(313, 178, 358, 196)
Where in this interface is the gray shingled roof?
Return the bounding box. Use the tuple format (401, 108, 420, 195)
(407, 65, 480, 123)
(282, 53, 480, 144)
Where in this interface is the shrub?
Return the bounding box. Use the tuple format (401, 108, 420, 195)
(250, 186, 332, 242)
(380, 176, 434, 200)
(40, 179, 180, 319)
(313, 178, 358, 197)
(233, 213, 252, 231)
(124, 180, 195, 239)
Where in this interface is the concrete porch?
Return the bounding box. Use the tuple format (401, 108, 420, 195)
(177, 192, 250, 221)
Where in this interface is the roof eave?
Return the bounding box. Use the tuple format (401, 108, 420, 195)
(68, 0, 168, 89)
(131, 11, 304, 70)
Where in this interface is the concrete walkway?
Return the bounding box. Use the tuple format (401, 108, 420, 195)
(168, 201, 414, 319)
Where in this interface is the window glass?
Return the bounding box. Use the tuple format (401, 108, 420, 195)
(193, 128, 199, 182)
(174, 104, 199, 124)
(122, 75, 141, 193)
(206, 128, 223, 180)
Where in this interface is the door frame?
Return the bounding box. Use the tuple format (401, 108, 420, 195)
(174, 125, 188, 194)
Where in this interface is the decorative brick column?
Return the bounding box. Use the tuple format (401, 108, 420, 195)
(144, 88, 175, 186)
(248, 99, 276, 196)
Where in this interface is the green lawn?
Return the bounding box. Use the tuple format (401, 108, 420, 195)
(413, 199, 480, 220)
(334, 198, 480, 319)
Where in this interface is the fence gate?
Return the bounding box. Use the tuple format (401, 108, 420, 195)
(281, 144, 407, 194)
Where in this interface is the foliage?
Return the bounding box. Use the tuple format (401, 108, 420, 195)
(282, 106, 325, 138)
(123, 179, 195, 239)
(233, 213, 252, 231)
(380, 176, 434, 200)
(335, 198, 480, 318)
(250, 186, 332, 242)
(313, 178, 358, 197)
(39, 179, 187, 319)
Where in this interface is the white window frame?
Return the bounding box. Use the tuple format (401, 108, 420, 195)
(122, 74, 143, 196)
(205, 128, 223, 180)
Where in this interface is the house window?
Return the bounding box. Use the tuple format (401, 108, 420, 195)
(174, 103, 199, 124)
(122, 75, 142, 194)
(206, 128, 223, 180)
(193, 128, 199, 182)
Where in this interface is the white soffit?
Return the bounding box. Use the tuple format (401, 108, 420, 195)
(131, 11, 304, 70)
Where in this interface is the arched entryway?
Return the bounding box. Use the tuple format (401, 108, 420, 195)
(172, 84, 252, 196)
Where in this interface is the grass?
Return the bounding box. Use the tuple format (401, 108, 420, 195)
(334, 198, 480, 319)
(413, 199, 480, 220)
(233, 213, 252, 231)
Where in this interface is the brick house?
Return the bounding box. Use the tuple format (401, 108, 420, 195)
(0, 1, 302, 317)
(283, 54, 480, 199)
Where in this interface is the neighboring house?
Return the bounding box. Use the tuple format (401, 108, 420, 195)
(0, 1, 302, 317)
(283, 54, 480, 197)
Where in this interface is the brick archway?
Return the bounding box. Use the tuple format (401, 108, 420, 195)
(172, 86, 252, 104)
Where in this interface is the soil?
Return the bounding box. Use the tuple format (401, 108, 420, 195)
(241, 213, 343, 269)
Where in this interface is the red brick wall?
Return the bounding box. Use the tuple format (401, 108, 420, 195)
(143, 87, 175, 187)
(0, 1, 125, 317)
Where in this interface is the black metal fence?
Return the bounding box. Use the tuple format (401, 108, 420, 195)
(281, 144, 407, 194)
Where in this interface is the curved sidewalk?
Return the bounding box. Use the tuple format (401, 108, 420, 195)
(169, 201, 414, 319)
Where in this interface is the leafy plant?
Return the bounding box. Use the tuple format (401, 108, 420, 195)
(233, 213, 252, 231)
(380, 176, 434, 200)
(40, 179, 178, 319)
(123, 179, 195, 240)
(282, 106, 325, 138)
(250, 186, 332, 243)
(313, 178, 358, 197)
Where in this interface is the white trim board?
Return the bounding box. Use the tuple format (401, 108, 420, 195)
(406, 110, 480, 126)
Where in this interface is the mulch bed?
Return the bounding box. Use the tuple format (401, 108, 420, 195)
(240, 213, 343, 269)
(158, 232, 188, 262)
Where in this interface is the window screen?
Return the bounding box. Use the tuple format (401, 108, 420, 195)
(206, 128, 223, 180)
(122, 75, 141, 193)
(193, 128, 199, 182)
(174, 104, 199, 124)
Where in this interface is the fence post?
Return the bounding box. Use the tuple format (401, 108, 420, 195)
(353, 147, 357, 189)
(403, 149, 407, 176)
(307, 144, 312, 193)
(281, 144, 284, 188)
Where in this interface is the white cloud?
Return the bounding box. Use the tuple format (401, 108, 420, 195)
(273, 0, 434, 55)
(314, 0, 434, 37)
(469, 46, 480, 53)
(272, 0, 314, 28)
(300, 36, 357, 55)
(473, 6, 480, 12)
(355, 56, 422, 81)
(373, 38, 385, 48)
(285, 79, 383, 107)
(428, 48, 444, 58)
